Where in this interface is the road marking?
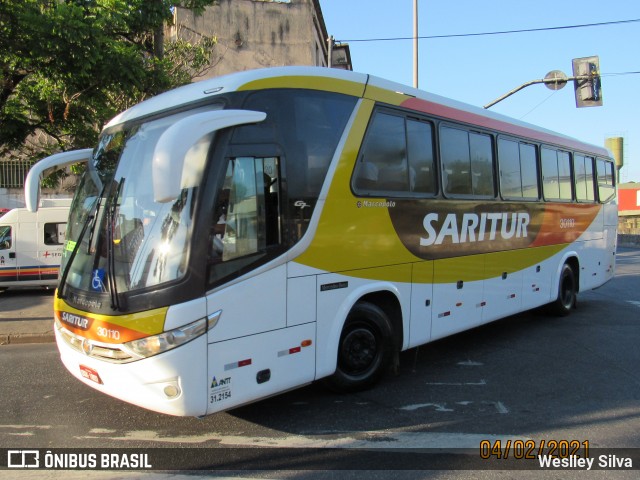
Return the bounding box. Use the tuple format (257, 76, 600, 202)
(627, 300, 640, 308)
(425, 379, 486, 386)
(398, 403, 454, 412)
(491, 401, 509, 414)
(75, 429, 525, 449)
(457, 360, 484, 366)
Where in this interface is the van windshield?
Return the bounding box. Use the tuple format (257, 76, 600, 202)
(61, 108, 217, 301)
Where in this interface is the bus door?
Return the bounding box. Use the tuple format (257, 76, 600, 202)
(205, 155, 315, 413)
(0, 224, 17, 283)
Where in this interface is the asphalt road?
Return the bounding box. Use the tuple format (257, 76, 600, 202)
(1, 248, 639, 479)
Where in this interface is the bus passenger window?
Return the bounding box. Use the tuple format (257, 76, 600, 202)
(597, 158, 615, 202)
(355, 112, 409, 194)
(441, 126, 494, 198)
(499, 139, 538, 200)
(520, 143, 539, 199)
(574, 155, 596, 202)
(407, 119, 436, 194)
(541, 148, 560, 200)
(441, 126, 471, 195)
(469, 132, 494, 197)
(558, 151, 572, 200)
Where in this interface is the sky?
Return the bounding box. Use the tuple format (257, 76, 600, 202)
(320, 0, 640, 183)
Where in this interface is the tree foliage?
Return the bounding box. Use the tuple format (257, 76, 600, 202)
(0, 0, 216, 180)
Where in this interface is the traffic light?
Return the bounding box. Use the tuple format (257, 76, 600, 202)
(572, 56, 603, 108)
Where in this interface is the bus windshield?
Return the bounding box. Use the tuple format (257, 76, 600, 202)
(62, 108, 217, 299)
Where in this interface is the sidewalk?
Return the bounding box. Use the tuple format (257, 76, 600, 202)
(0, 287, 56, 345)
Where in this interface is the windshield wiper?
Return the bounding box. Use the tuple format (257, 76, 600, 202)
(106, 179, 125, 311)
(57, 183, 108, 300)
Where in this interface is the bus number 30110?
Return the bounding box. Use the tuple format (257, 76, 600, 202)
(560, 218, 576, 229)
(96, 327, 121, 340)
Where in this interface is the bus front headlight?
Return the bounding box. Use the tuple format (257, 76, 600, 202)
(123, 318, 207, 358)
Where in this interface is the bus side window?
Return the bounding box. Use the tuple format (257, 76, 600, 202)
(440, 126, 494, 198)
(208, 156, 282, 285)
(574, 155, 596, 202)
(354, 112, 409, 194)
(597, 158, 615, 202)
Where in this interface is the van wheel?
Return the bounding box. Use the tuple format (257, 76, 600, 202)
(549, 263, 577, 316)
(324, 301, 393, 392)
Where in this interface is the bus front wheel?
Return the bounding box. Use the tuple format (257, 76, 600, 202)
(549, 263, 577, 316)
(324, 301, 393, 392)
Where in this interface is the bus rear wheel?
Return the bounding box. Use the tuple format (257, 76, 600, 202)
(549, 263, 577, 316)
(324, 301, 393, 393)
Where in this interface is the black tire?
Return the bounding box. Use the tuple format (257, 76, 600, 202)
(548, 263, 577, 316)
(324, 301, 393, 392)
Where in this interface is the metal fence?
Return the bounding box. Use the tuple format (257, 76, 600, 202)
(0, 160, 35, 188)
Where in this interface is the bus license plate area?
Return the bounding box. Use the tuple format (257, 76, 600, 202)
(79, 364, 103, 385)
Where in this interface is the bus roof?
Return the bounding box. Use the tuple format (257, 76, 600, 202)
(104, 66, 609, 158)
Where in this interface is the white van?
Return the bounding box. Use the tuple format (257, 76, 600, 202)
(0, 198, 71, 290)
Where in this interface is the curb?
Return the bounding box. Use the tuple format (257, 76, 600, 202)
(0, 333, 55, 346)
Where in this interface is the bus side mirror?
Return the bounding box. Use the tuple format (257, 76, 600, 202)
(24, 149, 93, 212)
(152, 109, 267, 203)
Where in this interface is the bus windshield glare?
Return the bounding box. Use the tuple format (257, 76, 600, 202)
(62, 109, 216, 299)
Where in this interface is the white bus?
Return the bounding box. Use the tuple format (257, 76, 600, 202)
(25, 67, 617, 416)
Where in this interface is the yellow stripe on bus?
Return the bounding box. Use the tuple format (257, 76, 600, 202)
(238, 76, 365, 97)
(54, 296, 167, 335)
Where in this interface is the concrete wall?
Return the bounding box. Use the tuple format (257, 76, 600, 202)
(618, 234, 640, 248)
(170, 0, 328, 80)
(0, 188, 71, 210)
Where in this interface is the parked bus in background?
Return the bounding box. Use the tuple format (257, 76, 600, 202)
(25, 67, 617, 416)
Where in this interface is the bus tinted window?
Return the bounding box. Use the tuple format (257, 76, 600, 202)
(597, 158, 615, 202)
(353, 111, 436, 196)
(520, 143, 539, 199)
(558, 150, 572, 200)
(441, 126, 470, 195)
(498, 139, 538, 200)
(498, 138, 520, 198)
(357, 112, 408, 193)
(469, 132, 494, 196)
(236, 89, 357, 200)
(542, 147, 572, 201)
(441, 126, 494, 198)
(406, 119, 436, 194)
(574, 155, 596, 202)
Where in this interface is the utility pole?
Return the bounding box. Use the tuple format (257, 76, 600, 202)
(413, 0, 418, 88)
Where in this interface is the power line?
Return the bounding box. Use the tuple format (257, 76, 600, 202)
(338, 18, 640, 43)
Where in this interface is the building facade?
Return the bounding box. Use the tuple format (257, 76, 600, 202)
(618, 182, 640, 234)
(168, 0, 351, 80)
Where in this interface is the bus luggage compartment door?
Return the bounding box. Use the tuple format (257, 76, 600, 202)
(206, 322, 316, 414)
